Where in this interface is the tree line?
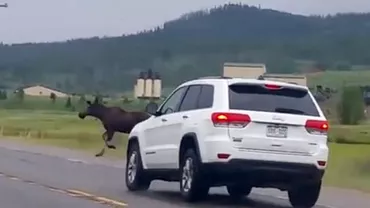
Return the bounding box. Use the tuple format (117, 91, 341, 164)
(1, 4, 370, 93)
(3, 89, 144, 111)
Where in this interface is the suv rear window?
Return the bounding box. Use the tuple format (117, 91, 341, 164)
(228, 84, 320, 116)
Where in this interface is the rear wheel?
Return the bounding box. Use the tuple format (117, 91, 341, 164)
(125, 143, 151, 191)
(288, 180, 321, 208)
(180, 149, 209, 202)
(227, 184, 252, 200)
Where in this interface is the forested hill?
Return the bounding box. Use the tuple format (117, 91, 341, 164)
(1, 4, 370, 93)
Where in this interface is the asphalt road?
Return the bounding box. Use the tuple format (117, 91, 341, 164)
(0, 176, 107, 208)
(0, 140, 369, 208)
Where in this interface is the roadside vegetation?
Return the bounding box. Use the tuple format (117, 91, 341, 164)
(324, 85, 370, 192)
(0, 94, 160, 158)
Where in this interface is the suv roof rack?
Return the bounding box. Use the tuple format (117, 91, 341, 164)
(197, 76, 233, 80)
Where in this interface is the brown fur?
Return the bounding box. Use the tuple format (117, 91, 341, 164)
(78, 101, 151, 157)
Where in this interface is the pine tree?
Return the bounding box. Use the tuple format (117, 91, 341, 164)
(65, 97, 72, 108)
(78, 94, 86, 104)
(0, 90, 5, 100)
(3, 90, 7, 100)
(16, 89, 25, 102)
(93, 94, 103, 104)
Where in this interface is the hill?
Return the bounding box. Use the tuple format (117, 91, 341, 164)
(1, 4, 370, 93)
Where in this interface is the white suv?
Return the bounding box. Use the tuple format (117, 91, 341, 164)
(125, 76, 329, 208)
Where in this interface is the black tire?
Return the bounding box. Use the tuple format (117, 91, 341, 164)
(288, 180, 322, 208)
(180, 149, 209, 202)
(227, 184, 252, 200)
(125, 143, 151, 191)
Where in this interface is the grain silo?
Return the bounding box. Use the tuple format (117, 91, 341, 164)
(153, 72, 162, 98)
(223, 62, 266, 79)
(134, 84, 138, 98)
(135, 71, 145, 98)
(144, 69, 153, 98)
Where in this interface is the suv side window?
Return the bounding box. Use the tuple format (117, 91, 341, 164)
(159, 86, 188, 115)
(198, 85, 214, 109)
(178, 85, 202, 112)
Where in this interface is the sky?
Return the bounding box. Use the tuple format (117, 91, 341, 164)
(1, 0, 370, 44)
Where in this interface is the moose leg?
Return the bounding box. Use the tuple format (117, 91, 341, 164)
(105, 130, 116, 149)
(95, 131, 108, 157)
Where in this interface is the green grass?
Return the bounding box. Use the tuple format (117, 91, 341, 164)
(0, 109, 128, 158)
(325, 143, 370, 192)
(329, 124, 370, 144)
(0, 94, 161, 111)
(0, 95, 164, 157)
(307, 70, 370, 88)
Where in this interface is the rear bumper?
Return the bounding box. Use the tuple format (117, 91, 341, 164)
(201, 159, 325, 188)
(198, 137, 328, 188)
(201, 137, 329, 169)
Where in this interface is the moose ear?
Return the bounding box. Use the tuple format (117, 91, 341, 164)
(86, 100, 92, 105)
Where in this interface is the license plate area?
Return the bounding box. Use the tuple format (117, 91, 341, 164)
(266, 125, 288, 138)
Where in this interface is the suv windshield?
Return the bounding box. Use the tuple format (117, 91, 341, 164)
(228, 84, 320, 116)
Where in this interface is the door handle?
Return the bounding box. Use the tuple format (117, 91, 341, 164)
(271, 143, 282, 147)
(182, 115, 189, 119)
(161, 118, 167, 122)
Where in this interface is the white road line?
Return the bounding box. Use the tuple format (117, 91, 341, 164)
(66, 158, 88, 164)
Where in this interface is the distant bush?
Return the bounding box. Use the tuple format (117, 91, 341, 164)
(0, 90, 7, 100)
(78, 95, 86, 104)
(65, 97, 72, 108)
(15, 89, 24, 102)
(50, 92, 56, 103)
(93, 95, 103, 104)
(337, 86, 365, 125)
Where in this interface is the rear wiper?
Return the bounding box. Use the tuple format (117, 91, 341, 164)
(275, 108, 305, 115)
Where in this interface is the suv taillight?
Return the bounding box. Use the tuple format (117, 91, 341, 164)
(264, 84, 282, 90)
(211, 112, 251, 128)
(305, 119, 329, 135)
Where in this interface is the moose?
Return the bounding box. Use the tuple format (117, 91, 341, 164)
(78, 100, 155, 157)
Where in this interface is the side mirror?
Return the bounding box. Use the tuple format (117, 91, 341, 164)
(145, 102, 159, 115)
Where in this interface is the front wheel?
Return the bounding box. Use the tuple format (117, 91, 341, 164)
(125, 143, 151, 191)
(180, 149, 209, 202)
(288, 180, 322, 208)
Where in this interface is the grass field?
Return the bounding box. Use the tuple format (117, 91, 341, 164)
(0, 109, 128, 158)
(0, 108, 369, 191)
(329, 123, 370, 144)
(325, 143, 370, 192)
(307, 70, 370, 88)
(0, 94, 153, 111)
